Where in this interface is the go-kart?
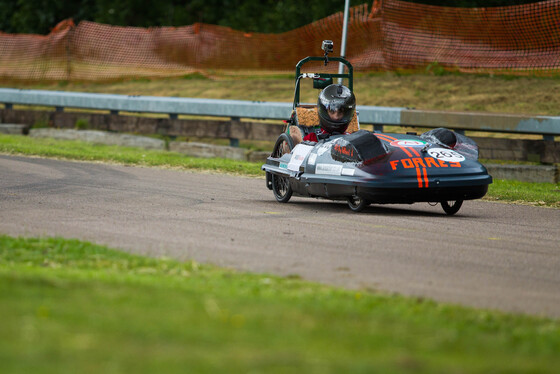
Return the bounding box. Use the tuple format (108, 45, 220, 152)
(262, 41, 492, 214)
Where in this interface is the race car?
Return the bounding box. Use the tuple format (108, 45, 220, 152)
(262, 41, 492, 214)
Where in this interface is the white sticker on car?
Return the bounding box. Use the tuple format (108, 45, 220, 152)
(316, 164, 343, 175)
(390, 139, 427, 147)
(341, 168, 355, 176)
(288, 144, 314, 171)
(427, 148, 465, 162)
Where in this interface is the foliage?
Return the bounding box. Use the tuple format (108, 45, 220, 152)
(425, 61, 449, 76)
(74, 118, 89, 130)
(0, 0, 366, 35)
(3, 0, 547, 36)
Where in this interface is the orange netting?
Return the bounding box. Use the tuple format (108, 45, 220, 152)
(1, 0, 559, 81)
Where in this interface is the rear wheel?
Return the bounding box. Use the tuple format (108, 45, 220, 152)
(271, 134, 294, 203)
(441, 200, 463, 215)
(347, 196, 369, 212)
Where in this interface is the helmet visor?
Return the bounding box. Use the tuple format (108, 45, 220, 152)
(323, 103, 353, 123)
(317, 84, 356, 125)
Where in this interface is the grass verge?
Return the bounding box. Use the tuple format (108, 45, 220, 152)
(1, 235, 559, 374)
(486, 179, 560, 208)
(0, 134, 262, 176)
(1, 134, 558, 207)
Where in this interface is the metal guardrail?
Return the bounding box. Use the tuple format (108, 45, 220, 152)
(0, 88, 558, 139)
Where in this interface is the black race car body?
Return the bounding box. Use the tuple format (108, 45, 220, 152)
(262, 128, 492, 213)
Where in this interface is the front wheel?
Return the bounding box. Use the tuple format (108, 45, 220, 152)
(272, 174, 292, 203)
(271, 134, 294, 203)
(441, 200, 463, 215)
(347, 196, 369, 212)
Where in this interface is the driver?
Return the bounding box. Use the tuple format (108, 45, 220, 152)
(303, 84, 356, 142)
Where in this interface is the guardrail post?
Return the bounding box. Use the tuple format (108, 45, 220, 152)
(374, 124, 383, 132)
(4, 103, 12, 110)
(55, 106, 64, 113)
(455, 129, 465, 135)
(169, 113, 178, 120)
(543, 135, 554, 141)
(110, 110, 119, 115)
(230, 116, 240, 147)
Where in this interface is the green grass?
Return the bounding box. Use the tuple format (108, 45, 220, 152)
(1, 235, 559, 374)
(1, 133, 558, 207)
(487, 179, 560, 208)
(0, 134, 262, 176)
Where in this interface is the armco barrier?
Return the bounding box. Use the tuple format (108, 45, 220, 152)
(1, 88, 560, 140)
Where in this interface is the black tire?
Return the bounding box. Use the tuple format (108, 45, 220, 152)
(347, 196, 369, 212)
(271, 134, 294, 203)
(441, 200, 463, 215)
(265, 171, 273, 190)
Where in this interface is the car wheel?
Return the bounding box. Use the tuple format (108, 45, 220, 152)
(441, 200, 463, 215)
(271, 134, 294, 203)
(347, 196, 369, 212)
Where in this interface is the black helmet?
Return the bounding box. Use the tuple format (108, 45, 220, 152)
(317, 84, 356, 134)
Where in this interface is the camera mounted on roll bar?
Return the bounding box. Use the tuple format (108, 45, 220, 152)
(321, 40, 334, 66)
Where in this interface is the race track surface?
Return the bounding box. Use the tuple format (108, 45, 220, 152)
(1, 155, 559, 318)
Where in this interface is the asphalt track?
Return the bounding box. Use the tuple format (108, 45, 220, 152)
(1, 155, 559, 318)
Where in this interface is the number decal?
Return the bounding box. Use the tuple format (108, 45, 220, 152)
(427, 148, 465, 162)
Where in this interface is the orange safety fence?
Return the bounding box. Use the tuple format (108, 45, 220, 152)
(1, 0, 559, 81)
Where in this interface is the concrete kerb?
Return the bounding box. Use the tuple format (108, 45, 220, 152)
(0, 123, 28, 135)
(169, 141, 270, 163)
(27, 128, 271, 163)
(485, 164, 558, 184)
(29, 128, 165, 150)
(13, 128, 560, 183)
